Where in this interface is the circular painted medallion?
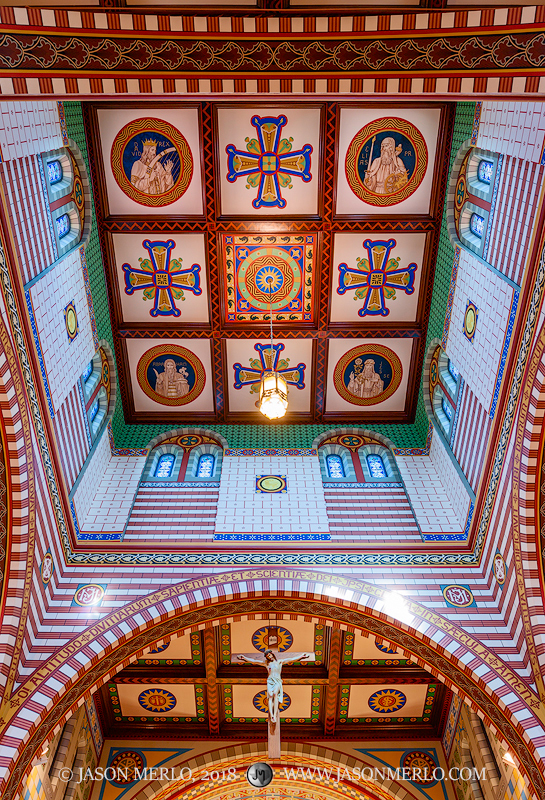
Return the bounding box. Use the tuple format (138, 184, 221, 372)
(136, 345, 205, 407)
(345, 117, 428, 206)
(339, 434, 365, 450)
(253, 690, 291, 714)
(111, 117, 193, 208)
(333, 345, 402, 406)
(375, 642, 398, 655)
(464, 302, 478, 341)
(40, 552, 54, 585)
(64, 302, 78, 342)
(256, 475, 287, 493)
(73, 584, 104, 607)
(368, 688, 407, 714)
(109, 751, 145, 785)
(148, 641, 170, 654)
(442, 585, 475, 608)
(178, 434, 203, 448)
(138, 688, 177, 713)
(252, 626, 293, 653)
(237, 248, 302, 314)
(429, 346, 441, 397)
(402, 751, 438, 786)
(493, 553, 506, 585)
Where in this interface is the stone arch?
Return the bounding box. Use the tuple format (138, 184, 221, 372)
(147, 427, 228, 452)
(2, 571, 544, 800)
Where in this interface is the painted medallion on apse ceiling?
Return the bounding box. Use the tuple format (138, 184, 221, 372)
(333, 344, 402, 406)
(123, 240, 202, 317)
(111, 118, 193, 207)
(345, 118, 428, 206)
(223, 234, 315, 323)
(136, 344, 205, 407)
(226, 115, 312, 209)
(337, 239, 417, 317)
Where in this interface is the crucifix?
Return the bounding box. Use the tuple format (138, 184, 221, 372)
(232, 626, 315, 759)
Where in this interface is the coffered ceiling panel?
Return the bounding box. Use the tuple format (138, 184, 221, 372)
(347, 683, 431, 719)
(117, 683, 197, 718)
(232, 683, 312, 720)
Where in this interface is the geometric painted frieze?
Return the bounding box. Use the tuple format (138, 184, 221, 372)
(136, 344, 206, 406)
(226, 115, 312, 209)
(333, 344, 402, 406)
(223, 234, 315, 322)
(337, 238, 417, 317)
(123, 239, 202, 317)
(233, 343, 306, 396)
(111, 117, 193, 207)
(345, 117, 428, 206)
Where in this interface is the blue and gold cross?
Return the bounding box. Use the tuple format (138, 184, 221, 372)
(337, 239, 417, 317)
(233, 343, 306, 393)
(122, 239, 202, 317)
(226, 115, 313, 209)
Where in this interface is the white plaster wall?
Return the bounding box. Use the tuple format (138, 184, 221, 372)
(476, 101, 545, 163)
(72, 432, 146, 534)
(429, 432, 472, 527)
(446, 248, 515, 413)
(29, 249, 95, 415)
(215, 455, 329, 534)
(0, 101, 64, 161)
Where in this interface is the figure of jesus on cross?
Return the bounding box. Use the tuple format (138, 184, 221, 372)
(238, 649, 312, 725)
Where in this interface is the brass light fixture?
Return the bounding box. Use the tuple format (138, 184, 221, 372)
(259, 276, 288, 420)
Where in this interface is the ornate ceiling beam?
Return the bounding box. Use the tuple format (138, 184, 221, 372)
(203, 627, 220, 736)
(323, 627, 342, 736)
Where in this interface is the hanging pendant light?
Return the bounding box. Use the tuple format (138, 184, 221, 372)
(259, 277, 288, 420)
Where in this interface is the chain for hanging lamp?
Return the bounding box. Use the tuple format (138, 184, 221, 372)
(258, 277, 288, 420)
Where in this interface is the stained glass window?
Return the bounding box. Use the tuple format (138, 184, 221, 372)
(197, 454, 215, 478)
(469, 212, 485, 238)
(326, 454, 345, 479)
(367, 454, 387, 479)
(89, 399, 99, 422)
(56, 213, 70, 239)
(155, 454, 175, 479)
(48, 160, 63, 185)
(477, 159, 493, 184)
(82, 361, 93, 382)
(448, 360, 459, 383)
(442, 398, 453, 421)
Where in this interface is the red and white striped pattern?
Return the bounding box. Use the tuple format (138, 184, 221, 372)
(324, 485, 421, 543)
(0, 157, 55, 285)
(486, 156, 545, 286)
(51, 386, 89, 490)
(452, 387, 492, 492)
(123, 484, 219, 542)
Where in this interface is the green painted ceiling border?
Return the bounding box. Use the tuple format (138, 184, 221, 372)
(63, 101, 475, 450)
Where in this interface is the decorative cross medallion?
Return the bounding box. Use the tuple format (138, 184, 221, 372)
(337, 238, 417, 317)
(226, 115, 313, 209)
(122, 239, 201, 317)
(233, 343, 306, 394)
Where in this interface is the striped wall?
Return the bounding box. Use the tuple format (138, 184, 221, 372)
(124, 483, 219, 543)
(452, 386, 492, 493)
(51, 385, 89, 491)
(476, 101, 545, 165)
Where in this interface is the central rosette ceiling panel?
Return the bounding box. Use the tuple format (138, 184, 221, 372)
(88, 101, 452, 424)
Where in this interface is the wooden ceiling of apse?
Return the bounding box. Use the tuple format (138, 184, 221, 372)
(86, 101, 453, 425)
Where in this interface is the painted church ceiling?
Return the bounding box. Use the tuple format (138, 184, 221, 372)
(88, 101, 451, 424)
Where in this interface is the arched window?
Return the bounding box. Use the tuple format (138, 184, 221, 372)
(326, 454, 345, 479)
(448, 359, 459, 383)
(442, 398, 453, 421)
(89, 398, 99, 423)
(155, 454, 175, 479)
(197, 454, 215, 478)
(82, 361, 93, 383)
(477, 159, 493, 184)
(366, 454, 386, 479)
(469, 212, 484, 238)
(48, 160, 63, 185)
(56, 213, 71, 239)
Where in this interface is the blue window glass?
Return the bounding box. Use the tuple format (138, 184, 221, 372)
(197, 454, 215, 478)
(155, 454, 175, 479)
(442, 398, 453, 421)
(48, 160, 63, 185)
(367, 454, 386, 479)
(477, 159, 493, 184)
(82, 361, 93, 382)
(56, 213, 70, 239)
(469, 212, 485, 238)
(326, 454, 345, 479)
(89, 399, 99, 422)
(448, 359, 459, 383)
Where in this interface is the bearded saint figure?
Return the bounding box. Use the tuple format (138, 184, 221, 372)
(130, 139, 175, 195)
(154, 359, 190, 398)
(348, 358, 384, 399)
(364, 136, 409, 195)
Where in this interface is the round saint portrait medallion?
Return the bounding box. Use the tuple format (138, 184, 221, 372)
(368, 688, 407, 714)
(252, 626, 293, 653)
(333, 345, 403, 406)
(136, 345, 205, 407)
(109, 751, 145, 785)
(345, 117, 428, 206)
(253, 690, 291, 714)
(111, 118, 193, 208)
(402, 751, 438, 786)
(138, 688, 177, 713)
